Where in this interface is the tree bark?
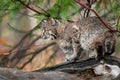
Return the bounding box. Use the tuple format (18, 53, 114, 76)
(0, 56, 120, 80)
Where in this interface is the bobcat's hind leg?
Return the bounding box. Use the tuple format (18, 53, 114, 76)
(91, 39, 104, 60)
(96, 42, 104, 60)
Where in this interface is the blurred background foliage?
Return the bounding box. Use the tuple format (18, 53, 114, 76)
(0, 0, 120, 47)
(0, 0, 120, 71)
(0, 0, 120, 22)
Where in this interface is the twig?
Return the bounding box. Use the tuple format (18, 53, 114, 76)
(75, 0, 120, 33)
(17, 0, 41, 14)
(20, 42, 56, 69)
(9, 21, 41, 54)
(37, 6, 50, 15)
(7, 23, 27, 34)
(19, 11, 38, 18)
(83, 0, 94, 18)
(8, 35, 41, 55)
(17, 0, 50, 17)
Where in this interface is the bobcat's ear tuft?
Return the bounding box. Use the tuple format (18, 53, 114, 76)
(55, 19, 61, 25)
(50, 18, 55, 26)
(51, 18, 61, 26)
(41, 19, 48, 28)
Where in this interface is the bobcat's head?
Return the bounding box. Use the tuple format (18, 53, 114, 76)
(41, 18, 62, 40)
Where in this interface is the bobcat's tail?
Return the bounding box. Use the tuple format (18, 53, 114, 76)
(104, 31, 116, 55)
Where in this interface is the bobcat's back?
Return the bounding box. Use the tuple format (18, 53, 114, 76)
(77, 17, 111, 50)
(77, 17, 116, 58)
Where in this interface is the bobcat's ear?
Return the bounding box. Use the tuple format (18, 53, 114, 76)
(41, 19, 47, 23)
(51, 18, 56, 26)
(41, 19, 47, 27)
(46, 18, 57, 26)
(55, 19, 61, 25)
(51, 18, 61, 26)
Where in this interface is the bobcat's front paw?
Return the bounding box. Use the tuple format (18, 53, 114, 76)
(89, 49, 98, 58)
(64, 55, 78, 62)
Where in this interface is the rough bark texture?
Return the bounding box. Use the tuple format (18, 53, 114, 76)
(0, 68, 80, 80)
(35, 56, 120, 73)
(0, 56, 120, 80)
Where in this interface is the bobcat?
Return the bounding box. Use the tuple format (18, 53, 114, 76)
(41, 17, 117, 62)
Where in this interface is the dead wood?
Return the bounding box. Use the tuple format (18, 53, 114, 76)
(34, 56, 120, 73)
(0, 67, 80, 80)
(0, 56, 120, 80)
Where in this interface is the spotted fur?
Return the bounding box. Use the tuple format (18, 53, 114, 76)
(41, 17, 117, 62)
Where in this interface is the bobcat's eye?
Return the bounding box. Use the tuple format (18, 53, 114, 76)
(48, 31, 57, 39)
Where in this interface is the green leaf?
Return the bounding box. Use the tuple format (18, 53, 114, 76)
(46, 0, 78, 22)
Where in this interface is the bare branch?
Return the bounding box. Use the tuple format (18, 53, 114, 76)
(8, 23, 27, 34)
(75, 0, 120, 33)
(17, 0, 50, 17)
(20, 42, 56, 69)
(9, 21, 41, 54)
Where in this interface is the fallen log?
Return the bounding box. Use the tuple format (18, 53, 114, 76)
(0, 56, 120, 80)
